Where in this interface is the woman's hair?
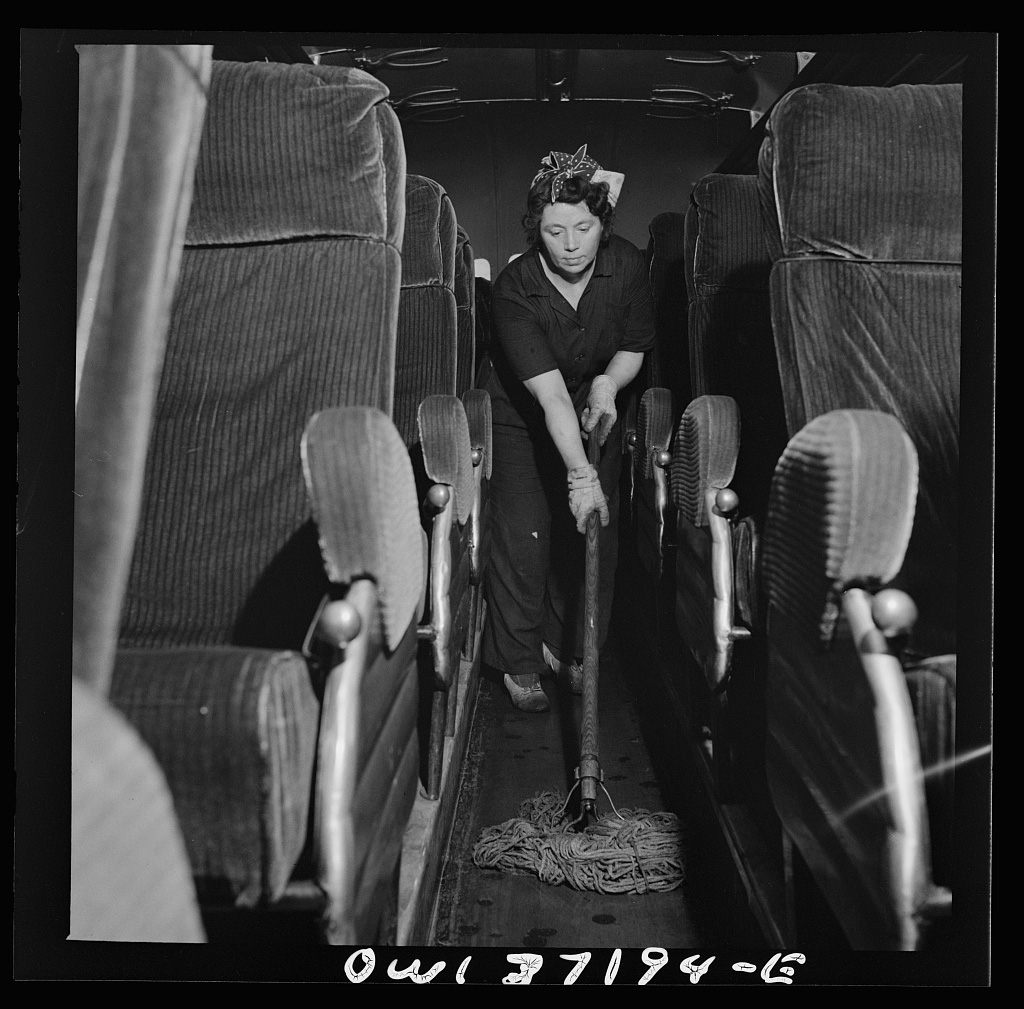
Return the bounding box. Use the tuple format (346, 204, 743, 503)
(522, 175, 614, 247)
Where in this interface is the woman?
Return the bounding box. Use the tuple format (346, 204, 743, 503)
(481, 146, 656, 711)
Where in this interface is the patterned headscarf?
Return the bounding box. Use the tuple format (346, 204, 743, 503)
(532, 144, 601, 201)
(531, 144, 625, 206)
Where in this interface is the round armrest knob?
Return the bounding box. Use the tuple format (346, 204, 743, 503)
(871, 588, 918, 638)
(715, 488, 739, 515)
(471, 447, 484, 467)
(320, 599, 362, 645)
(654, 449, 671, 469)
(627, 432, 638, 448)
(427, 484, 451, 509)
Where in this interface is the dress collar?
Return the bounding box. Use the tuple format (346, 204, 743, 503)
(521, 241, 613, 297)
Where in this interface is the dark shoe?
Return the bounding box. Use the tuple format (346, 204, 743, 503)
(504, 673, 550, 713)
(542, 642, 584, 695)
(567, 660, 584, 695)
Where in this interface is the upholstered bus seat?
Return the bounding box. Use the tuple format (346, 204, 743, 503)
(624, 213, 686, 523)
(109, 59, 421, 945)
(73, 42, 212, 943)
(645, 210, 691, 410)
(757, 81, 961, 948)
(455, 224, 476, 398)
(622, 212, 686, 573)
(758, 82, 961, 665)
(684, 173, 788, 529)
(395, 174, 491, 800)
(762, 409, 940, 950)
(473, 269, 493, 389)
(647, 175, 786, 797)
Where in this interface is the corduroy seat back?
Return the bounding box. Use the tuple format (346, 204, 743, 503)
(120, 61, 407, 653)
(109, 60, 416, 932)
(620, 213, 685, 537)
(473, 273, 493, 388)
(646, 210, 691, 410)
(455, 224, 476, 397)
(684, 173, 787, 524)
(756, 82, 962, 950)
(392, 174, 485, 801)
(758, 82, 961, 660)
(393, 174, 459, 450)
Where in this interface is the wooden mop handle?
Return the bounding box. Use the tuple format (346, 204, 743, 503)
(579, 433, 602, 812)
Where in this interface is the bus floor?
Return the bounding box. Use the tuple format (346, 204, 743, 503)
(430, 611, 769, 951)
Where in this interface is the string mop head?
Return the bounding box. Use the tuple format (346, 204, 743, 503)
(472, 789, 685, 895)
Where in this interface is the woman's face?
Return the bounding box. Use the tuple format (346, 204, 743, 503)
(538, 201, 602, 280)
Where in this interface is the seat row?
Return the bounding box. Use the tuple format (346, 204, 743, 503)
(72, 49, 489, 945)
(628, 81, 962, 950)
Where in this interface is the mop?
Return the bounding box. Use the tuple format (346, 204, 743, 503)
(472, 435, 685, 895)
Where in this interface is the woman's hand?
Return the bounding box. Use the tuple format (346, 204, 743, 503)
(580, 374, 617, 446)
(567, 463, 610, 533)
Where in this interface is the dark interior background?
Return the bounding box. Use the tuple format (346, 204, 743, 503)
(398, 100, 757, 273)
(312, 44, 804, 272)
(200, 35, 976, 277)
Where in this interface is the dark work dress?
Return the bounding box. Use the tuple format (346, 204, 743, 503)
(480, 235, 655, 678)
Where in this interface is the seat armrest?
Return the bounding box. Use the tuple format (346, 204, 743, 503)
(417, 394, 475, 525)
(671, 395, 740, 528)
(635, 386, 676, 481)
(302, 406, 425, 653)
(461, 388, 492, 586)
(671, 396, 742, 691)
(762, 409, 934, 949)
(462, 387, 492, 480)
(632, 386, 675, 579)
(763, 409, 918, 648)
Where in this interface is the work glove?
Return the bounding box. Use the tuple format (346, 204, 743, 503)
(580, 374, 617, 447)
(567, 463, 610, 534)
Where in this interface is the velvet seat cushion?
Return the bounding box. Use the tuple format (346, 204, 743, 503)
(394, 175, 459, 449)
(455, 225, 476, 397)
(185, 61, 406, 248)
(758, 83, 961, 658)
(110, 647, 320, 907)
(109, 58, 417, 919)
(120, 240, 401, 652)
(758, 84, 962, 267)
(684, 173, 787, 522)
(645, 211, 690, 406)
(120, 61, 406, 653)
